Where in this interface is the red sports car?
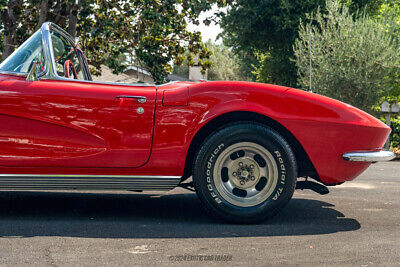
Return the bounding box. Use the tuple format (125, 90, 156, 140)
(0, 23, 394, 223)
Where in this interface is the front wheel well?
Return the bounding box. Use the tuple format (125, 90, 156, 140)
(183, 111, 319, 181)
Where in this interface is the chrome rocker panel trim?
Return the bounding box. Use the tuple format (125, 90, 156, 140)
(0, 174, 181, 191)
(343, 150, 396, 162)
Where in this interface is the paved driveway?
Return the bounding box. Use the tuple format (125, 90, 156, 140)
(0, 162, 398, 266)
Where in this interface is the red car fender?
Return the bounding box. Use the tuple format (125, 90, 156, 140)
(169, 81, 390, 184)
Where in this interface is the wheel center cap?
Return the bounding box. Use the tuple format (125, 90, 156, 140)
(229, 157, 262, 189)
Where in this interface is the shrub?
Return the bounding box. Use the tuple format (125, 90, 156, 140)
(390, 117, 400, 149)
(293, 0, 400, 114)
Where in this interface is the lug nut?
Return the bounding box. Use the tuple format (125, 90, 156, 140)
(251, 176, 255, 181)
(240, 180, 245, 185)
(232, 172, 237, 177)
(250, 164, 254, 169)
(239, 162, 243, 166)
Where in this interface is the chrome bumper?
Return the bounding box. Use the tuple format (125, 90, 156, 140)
(343, 150, 396, 162)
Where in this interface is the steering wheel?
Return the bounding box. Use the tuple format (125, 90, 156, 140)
(64, 60, 78, 79)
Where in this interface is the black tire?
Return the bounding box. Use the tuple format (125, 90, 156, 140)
(193, 122, 297, 223)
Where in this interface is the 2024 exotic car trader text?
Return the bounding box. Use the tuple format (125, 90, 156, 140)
(0, 23, 395, 223)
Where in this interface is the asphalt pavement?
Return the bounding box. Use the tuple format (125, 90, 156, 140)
(0, 162, 398, 266)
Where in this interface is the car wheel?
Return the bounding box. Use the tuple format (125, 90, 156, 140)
(193, 122, 297, 223)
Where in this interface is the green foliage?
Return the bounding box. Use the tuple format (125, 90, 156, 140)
(173, 41, 246, 81)
(127, 0, 224, 84)
(0, 0, 231, 84)
(219, 0, 384, 87)
(340, 0, 384, 16)
(390, 117, 400, 149)
(220, 0, 327, 87)
(76, 0, 134, 76)
(381, 115, 400, 149)
(293, 0, 400, 114)
(234, 50, 259, 82)
(206, 41, 244, 81)
(378, 1, 400, 53)
(377, 1, 400, 103)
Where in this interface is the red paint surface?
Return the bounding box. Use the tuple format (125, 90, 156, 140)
(0, 74, 156, 167)
(0, 74, 390, 184)
(162, 85, 188, 107)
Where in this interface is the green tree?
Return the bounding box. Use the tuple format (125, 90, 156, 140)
(378, 1, 400, 102)
(219, 0, 383, 87)
(0, 0, 231, 84)
(341, 0, 384, 15)
(206, 41, 243, 81)
(173, 41, 245, 81)
(0, 0, 83, 61)
(219, 0, 327, 87)
(0, 0, 23, 61)
(378, 0, 400, 37)
(293, 0, 400, 113)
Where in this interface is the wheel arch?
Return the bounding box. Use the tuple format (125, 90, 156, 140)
(183, 111, 319, 181)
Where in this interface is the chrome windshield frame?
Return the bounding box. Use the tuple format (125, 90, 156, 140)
(40, 22, 92, 81)
(0, 22, 157, 87)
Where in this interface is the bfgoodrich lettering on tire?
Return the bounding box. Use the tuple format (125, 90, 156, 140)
(193, 122, 297, 223)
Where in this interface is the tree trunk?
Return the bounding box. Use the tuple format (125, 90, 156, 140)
(1, 0, 23, 61)
(53, 0, 68, 26)
(35, 0, 49, 31)
(2, 33, 17, 61)
(68, 0, 80, 40)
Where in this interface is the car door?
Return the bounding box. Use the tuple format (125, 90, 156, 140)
(0, 75, 156, 168)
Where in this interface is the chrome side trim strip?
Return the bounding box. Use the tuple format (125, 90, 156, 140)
(343, 150, 396, 162)
(0, 175, 181, 191)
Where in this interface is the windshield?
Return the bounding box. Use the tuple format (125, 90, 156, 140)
(0, 30, 45, 74)
(50, 29, 84, 80)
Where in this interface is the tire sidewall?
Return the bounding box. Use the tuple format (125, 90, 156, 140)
(194, 124, 296, 221)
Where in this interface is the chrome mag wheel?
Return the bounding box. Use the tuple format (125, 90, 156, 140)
(213, 142, 279, 207)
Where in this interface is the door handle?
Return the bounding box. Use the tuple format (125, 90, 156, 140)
(115, 95, 146, 103)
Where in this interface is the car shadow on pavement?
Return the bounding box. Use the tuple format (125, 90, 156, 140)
(0, 191, 360, 238)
